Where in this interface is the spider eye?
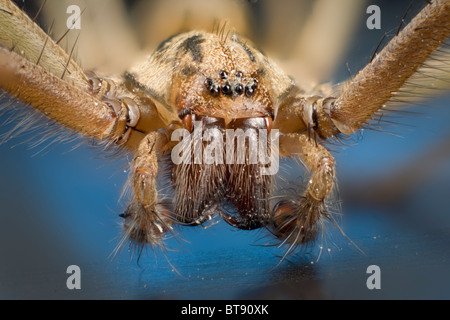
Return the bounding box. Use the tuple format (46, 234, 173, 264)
(245, 80, 257, 97)
(221, 82, 232, 95)
(234, 83, 244, 95)
(205, 78, 220, 96)
(210, 84, 220, 96)
(219, 70, 228, 79)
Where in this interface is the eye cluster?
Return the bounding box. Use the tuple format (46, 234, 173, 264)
(204, 70, 258, 98)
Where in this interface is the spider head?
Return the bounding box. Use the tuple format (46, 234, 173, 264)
(171, 32, 275, 127)
(174, 69, 274, 126)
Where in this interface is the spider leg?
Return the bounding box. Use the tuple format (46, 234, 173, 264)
(275, 1, 450, 141)
(120, 129, 173, 251)
(38, 0, 141, 74)
(0, 1, 167, 152)
(0, 45, 150, 151)
(328, 0, 450, 136)
(0, 46, 112, 140)
(0, 0, 87, 90)
(0, 1, 124, 139)
(270, 132, 335, 253)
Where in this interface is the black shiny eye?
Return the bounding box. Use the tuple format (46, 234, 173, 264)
(205, 78, 213, 89)
(219, 70, 228, 79)
(221, 82, 232, 95)
(245, 80, 257, 97)
(205, 78, 220, 96)
(210, 84, 220, 96)
(234, 83, 244, 95)
(235, 71, 243, 79)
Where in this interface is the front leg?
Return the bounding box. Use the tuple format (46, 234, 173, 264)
(274, 1, 450, 139)
(271, 132, 336, 254)
(119, 130, 172, 253)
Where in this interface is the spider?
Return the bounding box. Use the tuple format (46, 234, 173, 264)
(0, 0, 449, 263)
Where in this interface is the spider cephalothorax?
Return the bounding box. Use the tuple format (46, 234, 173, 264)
(118, 30, 339, 254)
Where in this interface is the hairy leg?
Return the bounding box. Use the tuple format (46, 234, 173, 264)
(271, 132, 336, 254)
(274, 1, 450, 140)
(119, 130, 172, 252)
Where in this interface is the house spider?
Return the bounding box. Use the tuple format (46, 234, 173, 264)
(0, 0, 449, 263)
